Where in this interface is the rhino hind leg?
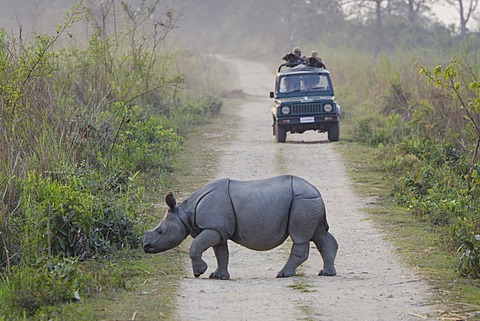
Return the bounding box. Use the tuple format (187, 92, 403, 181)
(209, 242, 231, 280)
(312, 228, 338, 276)
(277, 196, 322, 278)
(276, 242, 310, 278)
(189, 229, 222, 278)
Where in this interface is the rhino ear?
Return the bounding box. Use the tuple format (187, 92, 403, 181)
(165, 192, 176, 210)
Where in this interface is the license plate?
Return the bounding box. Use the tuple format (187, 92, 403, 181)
(300, 116, 315, 123)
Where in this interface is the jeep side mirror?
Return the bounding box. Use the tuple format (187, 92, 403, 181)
(270, 92, 274, 98)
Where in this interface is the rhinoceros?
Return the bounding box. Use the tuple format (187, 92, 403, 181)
(143, 175, 338, 279)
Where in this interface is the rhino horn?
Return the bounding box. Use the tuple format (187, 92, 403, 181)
(165, 192, 176, 210)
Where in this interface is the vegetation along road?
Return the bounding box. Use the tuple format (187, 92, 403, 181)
(2, 1, 480, 320)
(173, 58, 440, 320)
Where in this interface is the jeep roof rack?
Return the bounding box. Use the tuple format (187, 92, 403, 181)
(277, 64, 329, 75)
(277, 62, 303, 72)
(277, 62, 327, 73)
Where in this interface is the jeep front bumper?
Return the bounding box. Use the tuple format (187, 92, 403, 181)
(275, 114, 339, 133)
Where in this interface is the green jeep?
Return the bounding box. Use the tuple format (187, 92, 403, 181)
(269, 63, 340, 143)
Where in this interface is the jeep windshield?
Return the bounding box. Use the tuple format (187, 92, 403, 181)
(278, 73, 332, 95)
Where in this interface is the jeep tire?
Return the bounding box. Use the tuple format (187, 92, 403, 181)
(328, 122, 340, 142)
(275, 124, 286, 143)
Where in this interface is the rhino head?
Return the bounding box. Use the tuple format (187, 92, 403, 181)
(143, 192, 189, 253)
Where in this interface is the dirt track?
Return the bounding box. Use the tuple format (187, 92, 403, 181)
(174, 58, 439, 320)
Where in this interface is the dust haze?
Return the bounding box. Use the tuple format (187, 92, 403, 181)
(0, 0, 474, 57)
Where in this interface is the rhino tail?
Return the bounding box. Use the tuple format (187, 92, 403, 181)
(323, 207, 330, 231)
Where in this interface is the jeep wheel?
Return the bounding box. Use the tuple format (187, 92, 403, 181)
(275, 124, 286, 143)
(328, 122, 340, 142)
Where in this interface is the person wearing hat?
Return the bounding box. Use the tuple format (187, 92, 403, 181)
(282, 46, 306, 63)
(293, 47, 303, 57)
(306, 50, 326, 68)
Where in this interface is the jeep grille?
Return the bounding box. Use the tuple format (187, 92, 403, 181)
(291, 103, 323, 114)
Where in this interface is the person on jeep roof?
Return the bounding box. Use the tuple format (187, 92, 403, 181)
(282, 47, 305, 64)
(306, 51, 326, 69)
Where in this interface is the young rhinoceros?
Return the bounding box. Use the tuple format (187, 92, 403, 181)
(143, 175, 338, 279)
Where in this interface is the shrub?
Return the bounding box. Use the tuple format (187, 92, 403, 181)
(110, 106, 183, 173)
(385, 135, 480, 276)
(0, 257, 81, 317)
(0, 255, 127, 318)
(455, 218, 480, 278)
(354, 113, 405, 146)
(5, 169, 144, 263)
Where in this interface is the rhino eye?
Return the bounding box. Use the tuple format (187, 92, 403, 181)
(157, 228, 163, 234)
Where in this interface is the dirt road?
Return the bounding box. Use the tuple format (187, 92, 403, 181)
(175, 58, 439, 320)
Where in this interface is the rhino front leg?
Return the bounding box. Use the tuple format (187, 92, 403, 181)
(189, 229, 222, 278)
(210, 242, 230, 280)
(277, 242, 309, 278)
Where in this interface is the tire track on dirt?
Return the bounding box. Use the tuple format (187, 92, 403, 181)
(175, 58, 439, 320)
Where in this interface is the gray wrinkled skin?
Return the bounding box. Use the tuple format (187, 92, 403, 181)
(143, 175, 338, 279)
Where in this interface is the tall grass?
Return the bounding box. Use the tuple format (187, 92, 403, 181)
(328, 46, 480, 279)
(0, 1, 225, 318)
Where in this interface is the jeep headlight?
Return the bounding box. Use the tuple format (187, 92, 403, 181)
(324, 104, 333, 112)
(281, 106, 291, 115)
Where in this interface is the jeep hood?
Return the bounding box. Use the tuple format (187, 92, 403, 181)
(275, 96, 335, 104)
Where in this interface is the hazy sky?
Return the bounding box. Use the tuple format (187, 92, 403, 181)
(0, 1, 469, 34)
(432, 3, 456, 24)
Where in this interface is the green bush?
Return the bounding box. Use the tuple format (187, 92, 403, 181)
(353, 113, 405, 146)
(7, 169, 144, 263)
(110, 105, 183, 173)
(0, 257, 81, 317)
(394, 137, 461, 167)
(0, 256, 127, 319)
(0, 168, 145, 317)
(163, 94, 223, 135)
(454, 218, 480, 278)
(384, 136, 480, 277)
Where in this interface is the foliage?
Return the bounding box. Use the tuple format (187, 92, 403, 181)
(353, 113, 405, 146)
(386, 137, 469, 224)
(0, 0, 225, 317)
(332, 46, 480, 279)
(455, 218, 480, 278)
(414, 53, 480, 277)
(18, 170, 143, 259)
(0, 255, 129, 319)
(106, 104, 183, 173)
(419, 56, 480, 192)
(0, 258, 81, 317)
(338, 140, 480, 315)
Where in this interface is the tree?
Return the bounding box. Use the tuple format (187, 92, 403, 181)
(280, 0, 345, 49)
(404, 0, 431, 23)
(340, 0, 387, 49)
(443, 0, 479, 41)
(380, 0, 434, 24)
(342, 0, 433, 26)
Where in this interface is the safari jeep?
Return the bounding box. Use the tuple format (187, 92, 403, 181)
(269, 63, 340, 143)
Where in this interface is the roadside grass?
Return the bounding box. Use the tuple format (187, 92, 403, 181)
(335, 141, 480, 319)
(43, 250, 184, 321)
(28, 90, 240, 320)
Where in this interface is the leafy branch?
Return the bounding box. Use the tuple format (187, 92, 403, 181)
(419, 60, 480, 193)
